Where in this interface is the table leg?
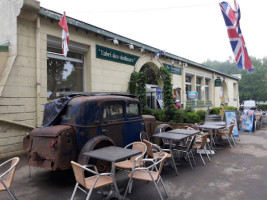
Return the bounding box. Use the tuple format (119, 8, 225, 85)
(209, 129, 216, 156)
(103, 162, 125, 200)
(170, 141, 179, 176)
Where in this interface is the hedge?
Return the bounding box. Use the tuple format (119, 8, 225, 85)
(258, 104, 267, 111)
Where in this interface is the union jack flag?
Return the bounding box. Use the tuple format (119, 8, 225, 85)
(155, 50, 165, 59)
(219, 1, 254, 72)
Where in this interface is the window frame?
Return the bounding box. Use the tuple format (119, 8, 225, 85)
(46, 48, 85, 99)
(126, 102, 141, 119)
(185, 75, 193, 100)
(205, 78, 210, 101)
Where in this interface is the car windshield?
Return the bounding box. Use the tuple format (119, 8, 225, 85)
(243, 100, 255, 107)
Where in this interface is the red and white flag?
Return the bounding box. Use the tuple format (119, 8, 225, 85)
(58, 12, 69, 57)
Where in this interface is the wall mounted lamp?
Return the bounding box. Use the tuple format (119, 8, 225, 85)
(113, 39, 119, 45)
(128, 44, 134, 50)
(140, 47, 145, 53)
(108, 38, 119, 45)
(178, 61, 188, 68)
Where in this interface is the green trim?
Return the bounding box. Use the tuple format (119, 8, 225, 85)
(39, 7, 239, 81)
(163, 63, 182, 75)
(0, 46, 8, 51)
(0, 42, 8, 51)
(96, 45, 139, 66)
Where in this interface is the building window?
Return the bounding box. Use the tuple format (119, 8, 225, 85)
(185, 75, 192, 100)
(196, 77, 202, 100)
(47, 47, 84, 100)
(233, 83, 237, 100)
(205, 79, 210, 101)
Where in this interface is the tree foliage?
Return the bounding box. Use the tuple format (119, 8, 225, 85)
(136, 71, 148, 113)
(159, 66, 175, 121)
(203, 57, 267, 103)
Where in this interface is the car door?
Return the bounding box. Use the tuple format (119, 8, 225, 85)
(100, 101, 125, 147)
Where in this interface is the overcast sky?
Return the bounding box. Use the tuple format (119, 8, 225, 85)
(38, 0, 267, 64)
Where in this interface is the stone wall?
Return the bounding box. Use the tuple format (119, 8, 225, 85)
(0, 121, 33, 159)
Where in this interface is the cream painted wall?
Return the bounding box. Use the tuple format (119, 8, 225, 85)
(0, 0, 39, 159)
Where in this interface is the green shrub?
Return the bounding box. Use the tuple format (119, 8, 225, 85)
(196, 110, 207, 122)
(184, 106, 194, 113)
(185, 112, 200, 123)
(209, 107, 220, 114)
(151, 109, 165, 121)
(142, 106, 152, 115)
(225, 106, 237, 111)
(258, 104, 267, 111)
(173, 110, 186, 123)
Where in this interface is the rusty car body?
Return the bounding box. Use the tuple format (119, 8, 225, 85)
(23, 94, 147, 171)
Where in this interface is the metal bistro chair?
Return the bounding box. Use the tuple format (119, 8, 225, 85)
(192, 133, 211, 165)
(216, 124, 236, 148)
(70, 161, 121, 200)
(140, 131, 150, 142)
(0, 157, 20, 200)
(175, 135, 197, 169)
(123, 152, 169, 200)
(142, 139, 172, 160)
(115, 142, 147, 171)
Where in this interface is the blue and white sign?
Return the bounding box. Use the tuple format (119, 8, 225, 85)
(188, 91, 198, 100)
(225, 111, 239, 136)
(156, 88, 162, 100)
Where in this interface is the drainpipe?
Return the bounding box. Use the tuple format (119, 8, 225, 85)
(36, 16, 41, 126)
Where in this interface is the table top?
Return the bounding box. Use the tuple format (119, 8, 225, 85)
(198, 124, 225, 129)
(153, 132, 189, 141)
(203, 121, 226, 126)
(83, 146, 141, 163)
(167, 128, 200, 135)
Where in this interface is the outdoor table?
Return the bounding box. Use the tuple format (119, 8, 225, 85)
(167, 128, 200, 136)
(84, 146, 141, 200)
(197, 124, 225, 153)
(153, 132, 191, 176)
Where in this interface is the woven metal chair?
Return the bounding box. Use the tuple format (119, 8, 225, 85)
(0, 157, 20, 200)
(70, 161, 121, 200)
(115, 142, 147, 171)
(123, 152, 169, 200)
(216, 124, 236, 148)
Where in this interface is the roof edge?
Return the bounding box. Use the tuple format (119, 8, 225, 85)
(39, 7, 239, 80)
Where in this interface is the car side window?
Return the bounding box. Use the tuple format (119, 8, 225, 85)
(126, 103, 140, 118)
(103, 103, 124, 121)
(61, 105, 72, 120)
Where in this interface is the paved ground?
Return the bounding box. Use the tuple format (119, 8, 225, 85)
(1, 123, 267, 200)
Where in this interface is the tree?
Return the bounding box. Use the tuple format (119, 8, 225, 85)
(203, 57, 267, 103)
(238, 57, 267, 102)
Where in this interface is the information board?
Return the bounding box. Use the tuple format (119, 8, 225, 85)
(225, 111, 239, 136)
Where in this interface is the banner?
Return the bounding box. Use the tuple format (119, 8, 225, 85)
(225, 111, 239, 136)
(241, 109, 255, 132)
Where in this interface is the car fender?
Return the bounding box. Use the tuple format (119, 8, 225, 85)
(78, 135, 115, 165)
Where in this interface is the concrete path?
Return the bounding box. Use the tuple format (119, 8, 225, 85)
(1, 123, 267, 200)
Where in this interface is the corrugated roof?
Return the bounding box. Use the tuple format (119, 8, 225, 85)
(39, 7, 239, 80)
